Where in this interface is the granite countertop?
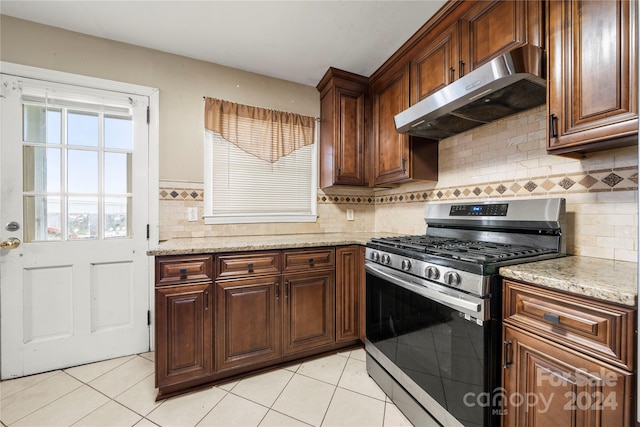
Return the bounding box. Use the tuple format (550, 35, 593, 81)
(499, 255, 638, 307)
(147, 232, 397, 256)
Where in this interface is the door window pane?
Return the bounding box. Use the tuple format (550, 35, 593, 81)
(23, 146, 61, 193)
(105, 116, 133, 149)
(68, 197, 98, 240)
(67, 149, 98, 193)
(68, 111, 98, 147)
(104, 152, 130, 194)
(105, 197, 130, 238)
(23, 106, 61, 144)
(24, 196, 61, 242)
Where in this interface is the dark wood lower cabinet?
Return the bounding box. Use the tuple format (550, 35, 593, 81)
(215, 276, 282, 372)
(283, 271, 335, 355)
(155, 282, 213, 390)
(502, 325, 633, 427)
(155, 246, 363, 400)
(336, 246, 361, 342)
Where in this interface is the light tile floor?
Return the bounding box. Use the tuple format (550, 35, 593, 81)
(0, 348, 414, 427)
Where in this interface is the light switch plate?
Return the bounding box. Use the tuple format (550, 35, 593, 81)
(346, 208, 354, 221)
(187, 207, 198, 222)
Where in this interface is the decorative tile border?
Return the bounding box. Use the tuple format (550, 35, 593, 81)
(159, 166, 637, 205)
(159, 188, 204, 201)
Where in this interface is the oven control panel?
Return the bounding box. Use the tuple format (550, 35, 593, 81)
(449, 203, 508, 216)
(365, 247, 490, 297)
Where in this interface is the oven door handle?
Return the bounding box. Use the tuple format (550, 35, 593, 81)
(366, 263, 484, 317)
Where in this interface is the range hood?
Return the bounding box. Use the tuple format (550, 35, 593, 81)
(394, 45, 546, 140)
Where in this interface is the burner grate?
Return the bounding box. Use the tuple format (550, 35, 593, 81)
(370, 235, 555, 264)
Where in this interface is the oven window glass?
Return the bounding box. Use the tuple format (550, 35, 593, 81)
(366, 272, 498, 427)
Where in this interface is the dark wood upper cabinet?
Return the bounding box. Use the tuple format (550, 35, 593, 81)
(547, 0, 638, 153)
(317, 68, 369, 188)
(371, 62, 439, 186)
(412, 22, 460, 103)
(410, 0, 543, 104)
(459, 0, 543, 73)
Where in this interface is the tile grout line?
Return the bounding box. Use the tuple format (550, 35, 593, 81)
(1, 371, 84, 426)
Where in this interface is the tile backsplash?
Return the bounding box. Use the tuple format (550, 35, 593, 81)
(159, 106, 638, 262)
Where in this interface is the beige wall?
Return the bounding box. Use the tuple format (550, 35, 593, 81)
(0, 15, 320, 183)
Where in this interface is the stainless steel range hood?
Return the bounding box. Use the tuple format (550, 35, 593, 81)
(394, 45, 546, 140)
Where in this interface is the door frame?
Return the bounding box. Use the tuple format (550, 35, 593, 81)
(0, 61, 160, 352)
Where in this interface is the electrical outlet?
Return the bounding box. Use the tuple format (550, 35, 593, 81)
(187, 207, 198, 222)
(346, 208, 354, 221)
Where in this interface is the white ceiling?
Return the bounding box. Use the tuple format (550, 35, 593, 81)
(0, 0, 447, 87)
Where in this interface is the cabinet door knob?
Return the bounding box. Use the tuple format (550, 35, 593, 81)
(275, 283, 280, 299)
(285, 281, 289, 298)
(449, 67, 455, 82)
(459, 61, 465, 77)
(204, 290, 209, 310)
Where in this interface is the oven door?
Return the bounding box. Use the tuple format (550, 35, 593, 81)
(365, 262, 500, 427)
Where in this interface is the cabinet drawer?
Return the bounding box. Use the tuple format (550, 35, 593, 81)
(217, 252, 281, 279)
(156, 255, 213, 285)
(503, 279, 635, 370)
(283, 248, 335, 272)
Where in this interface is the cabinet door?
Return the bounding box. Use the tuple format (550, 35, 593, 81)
(155, 283, 213, 388)
(335, 246, 361, 342)
(460, 0, 541, 72)
(215, 276, 281, 371)
(318, 68, 368, 188)
(333, 87, 366, 186)
(412, 22, 460, 102)
(547, 0, 638, 153)
(372, 62, 411, 185)
(502, 325, 633, 427)
(283, 271, 335, 355)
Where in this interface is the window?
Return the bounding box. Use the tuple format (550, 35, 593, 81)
(21, 93, 133, 241)
(204, 98, 317, 224)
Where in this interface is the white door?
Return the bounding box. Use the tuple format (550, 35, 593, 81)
(0, 75, 151, 379)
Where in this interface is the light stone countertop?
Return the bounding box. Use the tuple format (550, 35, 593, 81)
(499, 256, 638, 307)
(147, 232, 398, 256)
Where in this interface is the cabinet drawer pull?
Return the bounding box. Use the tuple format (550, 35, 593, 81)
(308, 258, 314, 265)
(549, 114, 558, 138)
(459, 60, 465, 77)
(543, 312, 560, 324)
(503, 340, 512, 369)
(275, 283, 280, 299)
(247, 262, 254, 273)
(179, 268, 187, 279)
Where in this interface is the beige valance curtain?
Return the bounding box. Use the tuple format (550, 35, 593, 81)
(204, 97, 315, 163)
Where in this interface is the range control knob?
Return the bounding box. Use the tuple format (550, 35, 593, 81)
(370, 251, 380, 262)
(401, 259, 412, 271)
(381, 254, 391, 265)
(425, 266, 440, 280)
(443, 271, 461, 286)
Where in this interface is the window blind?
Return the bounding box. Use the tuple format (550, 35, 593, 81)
(204, 130, 317, 224)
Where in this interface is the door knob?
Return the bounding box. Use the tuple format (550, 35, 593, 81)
(1, 237, 21, 249)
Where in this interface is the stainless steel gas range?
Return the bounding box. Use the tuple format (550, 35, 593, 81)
(365, 198, 566, 427)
